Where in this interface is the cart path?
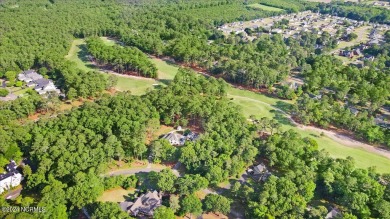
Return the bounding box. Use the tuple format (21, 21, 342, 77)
(228, 94, 390, 160)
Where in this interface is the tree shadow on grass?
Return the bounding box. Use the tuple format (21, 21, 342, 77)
(77, 44, 90, 62)
(272, 100, 294, 114)
(135, 172, 158, 191)
(271, 109, 296, 127)
(310, 133, 319, 138)
(77, 44, 100, 71)
(157, 79, 172, 86)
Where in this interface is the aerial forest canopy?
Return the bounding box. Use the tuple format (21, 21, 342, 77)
(86, 37, 158, 78)
(0, 0, 390, 218)
(2, 69, 389, 218)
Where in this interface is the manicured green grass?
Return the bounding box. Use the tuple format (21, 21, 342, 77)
(228, 86, 390, 173)
(150, 58, 179, 81)
(12, 87, 32, 95)
(115, 77, 157, 95)
(336, 26, 370, 50)
(248, 3, 284, 11)
(65, 39, 160, 95)
(100, 37, 117, 46)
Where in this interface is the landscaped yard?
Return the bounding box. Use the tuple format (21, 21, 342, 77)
(248, 3, 284, 11)
(97, 187, 135, 202)
(336, 26, 371, 50)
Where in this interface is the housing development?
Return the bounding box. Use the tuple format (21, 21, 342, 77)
(0, 0, 390, 219)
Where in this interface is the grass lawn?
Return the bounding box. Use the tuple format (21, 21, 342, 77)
(100, 37, 117, 46)
(248, 3, 284, 12)
(304, 0, 331, 2)
(228, 86, 390, 173)
(66, 38, 180, 95)
(97, 187, 135, 202)
(7, 86, 32, 95)
(150, 58, 179, 81)
(336, 26, 371, 50)
(65, 38, 160, 95)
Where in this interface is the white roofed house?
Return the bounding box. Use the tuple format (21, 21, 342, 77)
(0, 160, 23, 194)
(34, 78, 60, 95)
(17, 70, 60, 95)
(18, 70, 43, 83)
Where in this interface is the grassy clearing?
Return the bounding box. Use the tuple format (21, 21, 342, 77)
(150, 58, 179, 81)
(248, 3, 284, 11)
(228, 87, 390, 173)
(304, 0, 331, 2)
(66, 38, 180, 95)
(100, 37, 117, 46)
(7, 86, 32, 95)
(98, 187, 135, 202)
(336, 26, 371, 50)
(66, 39, 159, 95)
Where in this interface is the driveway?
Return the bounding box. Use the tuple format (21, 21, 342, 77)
(5, 187, 22, 200)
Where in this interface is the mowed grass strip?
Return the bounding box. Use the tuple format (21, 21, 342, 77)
(248, 3, 284, 12)
(66, 39, 159, 95)
(97, 187, 135, 202)
(228, 87, 390, 173)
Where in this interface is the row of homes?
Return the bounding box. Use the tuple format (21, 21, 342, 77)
(219, 11, 389, 44)
(18, 70, 60, 95)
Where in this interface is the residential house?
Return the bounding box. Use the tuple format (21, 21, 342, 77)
(339, 50, 354, 58)
(248, 163, 272, 182)
(163, 132, 185, 146)
(18, 70, 60, 95)
(185, 131, 199, 141)
(0, 160, 23, 194)
(18, 70, 43, 83)
(253, 163, 267, 175)
(325, 208, 341, 219)
(119, 191, 162, 217)
(353, 49, 362, 56)
(34, 78, 59, 95)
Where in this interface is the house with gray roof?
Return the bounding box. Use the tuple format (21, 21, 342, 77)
(163, 132, 185, 146)
(119, 190, 162, 217)
(17, 70, 60, 95)
(253, 163, 267, 175)
(34, 78, 60, 95)
(325, 208, 340, 219)
(18, 70, 43, 83)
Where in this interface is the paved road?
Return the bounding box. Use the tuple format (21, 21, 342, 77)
(5, 187, 22, 200)
(104, 164, 180, 177)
